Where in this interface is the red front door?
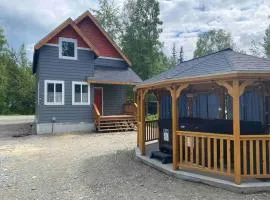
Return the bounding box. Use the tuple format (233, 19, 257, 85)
(94, 88, 103, 115)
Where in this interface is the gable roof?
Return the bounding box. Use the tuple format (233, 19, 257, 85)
(139, 48, 270, 87)
(34, 18, 100, 56)
(75, 11, 132, 66)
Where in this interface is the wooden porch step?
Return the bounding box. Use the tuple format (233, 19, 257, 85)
(99, 117, 136, 122)
(98, 128, 135, 132)
(96, 119, 137, 132)
(99, 121, 136, 125)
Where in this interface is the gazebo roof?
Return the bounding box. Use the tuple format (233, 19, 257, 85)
(138, 48, 270, 88)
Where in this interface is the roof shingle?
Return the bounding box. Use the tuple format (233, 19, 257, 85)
(141, 49, 270, 85)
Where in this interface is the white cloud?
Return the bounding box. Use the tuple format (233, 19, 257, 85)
(0, 0, 269, 61)
(159, 0, 270, 59)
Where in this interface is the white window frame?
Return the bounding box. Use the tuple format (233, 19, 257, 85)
(44, 80, 65, 105)
(59, 37, 78, 60)
(72, 81, 90, 105)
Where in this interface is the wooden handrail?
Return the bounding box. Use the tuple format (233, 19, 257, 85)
(177, 130, 234, 140)
(93, 103, 101, 119)
(240, 135, 270, 140)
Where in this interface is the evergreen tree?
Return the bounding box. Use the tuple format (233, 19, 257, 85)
(179, 46, 184, 63)
(0, 27, 35, 115)
(172, 42, 177, 64)
(194, 29, 233, 58)
(0, 27, 8, 113)
(121, 0, 163, 80)
(92, 0, 122, 42)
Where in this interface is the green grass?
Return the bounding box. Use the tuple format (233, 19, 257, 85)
(146, 114, 158, 121)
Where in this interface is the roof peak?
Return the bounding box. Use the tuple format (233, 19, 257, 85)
(178, 48, 233, 65)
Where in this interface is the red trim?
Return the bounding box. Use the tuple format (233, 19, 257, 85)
(77, 18, 121, 58)
(48, 25, 88, 48)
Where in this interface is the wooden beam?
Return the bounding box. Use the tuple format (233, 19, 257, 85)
(232, 80, 241, 184)
(167, 84, 189, 170)
(239, 80, 254, 96)
(171, 85, 178, 170)
(135, 72, 269, 90)
(216, 80, 233, 96)
(139, 89, 148, 155)
(176, 84, 189, 98)
(136, 91, 141, 147)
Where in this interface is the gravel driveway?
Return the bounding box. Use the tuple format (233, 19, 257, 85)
(0, 131, 269, 200)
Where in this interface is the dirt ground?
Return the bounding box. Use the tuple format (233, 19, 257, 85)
(0, 126, 269, 199)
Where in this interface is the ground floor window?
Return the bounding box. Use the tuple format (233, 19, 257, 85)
(44, 80, 65, 105)
(72, 81, 90, 105)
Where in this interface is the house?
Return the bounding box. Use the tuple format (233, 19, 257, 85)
(135, 49, 270, 188)
(33, 11, 142, 134)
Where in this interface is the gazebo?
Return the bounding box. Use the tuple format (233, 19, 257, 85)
(135, 49, 270, 184)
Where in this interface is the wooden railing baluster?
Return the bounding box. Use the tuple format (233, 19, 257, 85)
(175, 131, 269, 179)
(256, 140, 260, 175)
(196, 137, 199, 166)
(227, 140, 231, 175)
(220, 139, 224, 172)
(202, 137, 205, 167)
(214, 138, 217, 171)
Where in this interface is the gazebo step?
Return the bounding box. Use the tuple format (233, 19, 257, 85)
(150, 151, 172, 164)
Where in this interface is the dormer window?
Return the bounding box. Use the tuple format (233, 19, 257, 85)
(59, 37, 77, 60)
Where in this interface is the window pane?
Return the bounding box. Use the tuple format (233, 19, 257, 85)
(82, 85, 88, 103)
(55, 83, 62, 103)
(56, 84, 62, 92)
(62, 41, 75, 57)
(55, 92, 62, 103)
(75, 84, 81, 102)
(47, 83, 54, 102)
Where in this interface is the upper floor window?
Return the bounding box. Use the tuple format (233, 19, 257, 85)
(59, 37, 77, 60)
(44, 80, 65, 105)
(72, 81, 90, 105)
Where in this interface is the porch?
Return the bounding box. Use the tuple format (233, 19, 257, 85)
(136, 49, 270, 186)
(93, 103, 137, 132)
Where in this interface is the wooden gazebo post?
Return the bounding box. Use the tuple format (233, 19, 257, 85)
(167, 84, 188, 170)
(136, 90, 141, 147)
(216, 79, 254, 184)
(138, 89, 148, 155)
(232, 80, 241, 184)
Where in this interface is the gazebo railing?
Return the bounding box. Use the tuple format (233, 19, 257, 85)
(145, 120, 159, 142)
(240, 135, 270, 178)
(177, 131, 270, 179)
(177, 131, 234, 176)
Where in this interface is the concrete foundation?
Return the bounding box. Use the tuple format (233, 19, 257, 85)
(136, 142, 270, 194)
(36, 122, 95, 134)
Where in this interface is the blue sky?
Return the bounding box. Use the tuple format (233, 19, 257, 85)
(0, 0, 269, 61)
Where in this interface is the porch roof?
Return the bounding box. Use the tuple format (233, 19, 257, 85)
(137, 48, 270, 88)
(88, 66, 142, 85)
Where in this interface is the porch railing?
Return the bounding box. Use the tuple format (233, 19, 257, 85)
(145, 120, 159, 142)
(123, 103, 137, 115)
(240, 135, 270, 178)
(177, 131, 234, 176)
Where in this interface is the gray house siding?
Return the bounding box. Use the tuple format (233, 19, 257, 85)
(94, 57, 128, 68)
(37, 45, 95, 124)
(36, 45, 130, 125)
(94, 84, 127, 115)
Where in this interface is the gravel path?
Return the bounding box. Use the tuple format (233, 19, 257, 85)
(0, 132, 269, 200)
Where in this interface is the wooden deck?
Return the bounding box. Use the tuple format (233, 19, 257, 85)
(93, 104, 137, 132)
